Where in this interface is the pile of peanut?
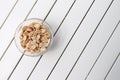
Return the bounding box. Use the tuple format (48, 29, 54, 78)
(20, 22, 51, 53)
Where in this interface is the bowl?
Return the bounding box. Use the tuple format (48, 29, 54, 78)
(14, 18, 53, 56)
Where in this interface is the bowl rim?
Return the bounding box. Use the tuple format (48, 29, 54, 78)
(14, 18, 53, 57)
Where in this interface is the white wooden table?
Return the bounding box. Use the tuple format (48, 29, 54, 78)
(0, 0, 120, 80)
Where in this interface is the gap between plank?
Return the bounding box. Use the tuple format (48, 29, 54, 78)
(0, 0, 19, 30)
(27, 0, 77, 79)
(65, 0, 114, 79)
(7, 0, 39, 79)
(46, 0, 96, 79)
(104, 52, 120, 80)
(85, 19, 120, 80)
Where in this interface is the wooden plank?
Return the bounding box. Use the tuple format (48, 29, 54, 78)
(0, 0, 37, 79)
(0, 0, 18, 29)
(105, 52, 120, 80)
(86, 21, 120, 80)
(67, 0, 120, 80)
(47, 0, 115, 80)
(28, 0, 95, 80)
